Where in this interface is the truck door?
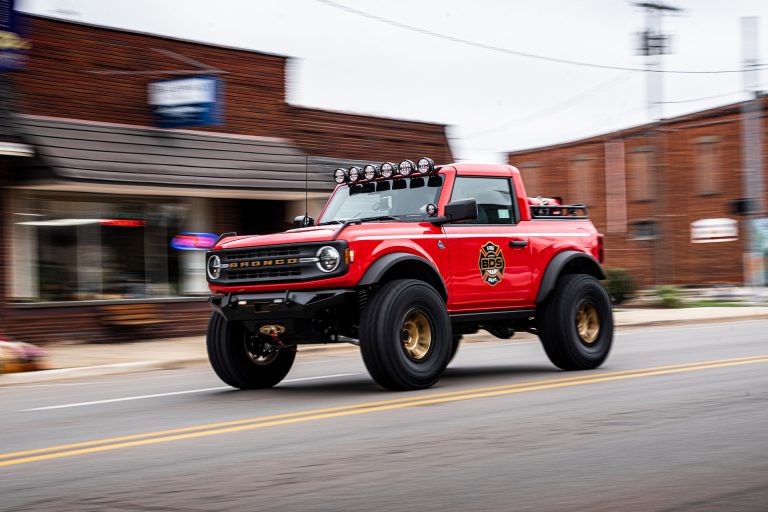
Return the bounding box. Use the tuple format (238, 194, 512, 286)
(443, 175, 532, 311)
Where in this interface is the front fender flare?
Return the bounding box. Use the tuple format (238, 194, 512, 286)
(358, 252, 448, 300)
(536, 251, 606, 304)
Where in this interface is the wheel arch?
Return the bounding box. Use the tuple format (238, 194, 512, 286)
(535, 250, 606, 304)
(358, 252, 448, 302)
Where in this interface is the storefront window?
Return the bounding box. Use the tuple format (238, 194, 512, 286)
(10, 191, 204, 302)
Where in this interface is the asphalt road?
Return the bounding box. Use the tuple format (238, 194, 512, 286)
(1, 320, 767, 512)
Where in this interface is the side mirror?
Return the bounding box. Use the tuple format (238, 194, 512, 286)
(431, 199, 478, 225)
(294, 215, 315, 228)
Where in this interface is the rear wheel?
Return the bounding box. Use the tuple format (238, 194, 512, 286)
(360, 279, 452, 390)
(538, 273, 613, 370)
(206, 312, 295, 389)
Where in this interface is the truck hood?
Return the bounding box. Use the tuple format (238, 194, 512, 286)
(215, 222, 438, 250)
(216, 226, 339, 249)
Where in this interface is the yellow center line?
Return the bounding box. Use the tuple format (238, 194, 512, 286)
(2, 354, 767, 468)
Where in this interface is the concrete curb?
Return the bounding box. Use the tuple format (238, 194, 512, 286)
(3, 314, 767, 386)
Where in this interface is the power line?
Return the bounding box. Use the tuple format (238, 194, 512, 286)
(315, 0, 766, 75)
(464, 72, 634, 138)
(658, 90, 744, 104)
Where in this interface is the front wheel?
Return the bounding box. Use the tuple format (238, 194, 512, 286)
(360, 279, 452, 390)
(538, 273, 614, 370)
(206, 312, 295, 389)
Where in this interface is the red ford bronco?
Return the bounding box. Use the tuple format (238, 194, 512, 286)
(206, 158, 613, 391)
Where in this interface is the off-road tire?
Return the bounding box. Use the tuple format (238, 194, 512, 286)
(360, 279, 452, 390)
(207, 312, 295, 389)
(538, 273, 613, 370)
(448, 335, 462, 364)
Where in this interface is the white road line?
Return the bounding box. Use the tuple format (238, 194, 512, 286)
(21, 373, 360, 412)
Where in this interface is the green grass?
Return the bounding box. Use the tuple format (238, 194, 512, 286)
(685, 299, 750, 308)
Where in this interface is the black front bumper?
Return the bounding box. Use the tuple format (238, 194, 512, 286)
(209, 289, 356, 321)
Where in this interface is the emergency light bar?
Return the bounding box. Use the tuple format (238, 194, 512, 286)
(333, 157, 436, 184)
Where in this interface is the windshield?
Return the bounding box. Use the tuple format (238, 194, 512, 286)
(319, 176, 444, 224)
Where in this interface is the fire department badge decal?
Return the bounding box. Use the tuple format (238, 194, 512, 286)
(479, 241, 505, 286)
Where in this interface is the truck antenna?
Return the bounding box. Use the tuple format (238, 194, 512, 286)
(304, 154, 309, 218)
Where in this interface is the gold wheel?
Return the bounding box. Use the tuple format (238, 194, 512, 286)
(401, 309, 433, 361)
(576, 301, 600, 344)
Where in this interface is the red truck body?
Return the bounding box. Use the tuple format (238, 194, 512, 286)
(205, 161, 612, 391)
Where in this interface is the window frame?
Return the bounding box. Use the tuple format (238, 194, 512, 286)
(448, 176, 520, 225)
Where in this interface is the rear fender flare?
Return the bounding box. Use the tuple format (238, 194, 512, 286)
(536, 251, 606, 304)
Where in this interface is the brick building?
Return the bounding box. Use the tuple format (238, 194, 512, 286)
(0, 15, 453, 344)
(508, 95, 767, 287)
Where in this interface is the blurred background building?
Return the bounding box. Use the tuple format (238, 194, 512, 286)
(0, 14, 452, 343)
(509, 94, 767, 287)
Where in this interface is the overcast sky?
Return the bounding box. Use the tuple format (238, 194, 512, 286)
(18, 0, 768, 163)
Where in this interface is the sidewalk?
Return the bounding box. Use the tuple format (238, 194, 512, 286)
(3, 306, 767, 385)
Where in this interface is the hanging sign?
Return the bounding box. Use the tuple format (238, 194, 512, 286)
(0, 0, 31, 71)
(148, 76, 223, 128)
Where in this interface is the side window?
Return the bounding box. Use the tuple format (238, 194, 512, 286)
(450, 177, 515, 224)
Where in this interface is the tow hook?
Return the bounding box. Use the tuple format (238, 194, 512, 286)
(259, 324, 297, 353)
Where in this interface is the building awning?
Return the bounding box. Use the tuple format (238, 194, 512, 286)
(13, 115, 334, 194)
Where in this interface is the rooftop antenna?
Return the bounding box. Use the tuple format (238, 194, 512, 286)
(304, 154, 309, 219)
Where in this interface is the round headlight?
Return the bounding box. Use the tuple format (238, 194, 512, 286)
(348, 166, 361, 183)
(417, 157, 435, 174)
(316, 246, 340, 273)
(333, 168, 348, 184)
(363, 164, 377, 180)
(399, 159, 415, 176)
(207, 254, 222, 280)
(380, 162, 395, 179)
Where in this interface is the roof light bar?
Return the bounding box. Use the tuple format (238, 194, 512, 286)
(332, 157, 437, 185)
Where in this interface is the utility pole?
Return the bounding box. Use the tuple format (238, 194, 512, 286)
(635, 2, 680, 119)
(634, 2, 681, 286)
(740, 17, 764, 291)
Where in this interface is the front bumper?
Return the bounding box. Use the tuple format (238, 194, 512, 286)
(210, 288, 355, 320)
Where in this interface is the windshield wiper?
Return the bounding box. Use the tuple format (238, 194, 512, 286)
(330, 215, 400, 240)
(355, 215, 399, 222)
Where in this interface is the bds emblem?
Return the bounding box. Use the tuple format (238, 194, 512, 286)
(479, 241, 505, 286)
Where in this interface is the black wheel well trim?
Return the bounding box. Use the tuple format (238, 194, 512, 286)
(357, 252, 448, 301)
(535, 250, 607, 304)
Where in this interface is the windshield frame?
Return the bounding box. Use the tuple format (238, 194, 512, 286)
(317, 175, 445, 225)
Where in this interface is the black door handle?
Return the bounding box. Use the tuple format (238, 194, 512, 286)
(509, 240, 528, 248)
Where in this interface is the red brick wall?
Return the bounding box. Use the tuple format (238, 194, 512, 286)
(12, 16, 291, 138)
(12, 15, 453, 161)
(290, 106, 453, 162)
(508, 99, 768, 287)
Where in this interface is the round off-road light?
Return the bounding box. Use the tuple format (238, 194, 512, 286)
(380, 162, 395, 179)
(316, 246, 340, 273)
(207, 254, 222, 280)
(348, 166, 361, 183)
(417, 157, 435, 174)
(399, 159, 415, 176)
(363, 164, 377, 180)
(333, 168, 348, 184)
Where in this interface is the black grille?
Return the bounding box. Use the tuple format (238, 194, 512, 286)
(228, 268, 302, 280)
(221, 247, 301, 262)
